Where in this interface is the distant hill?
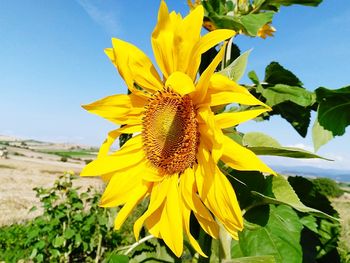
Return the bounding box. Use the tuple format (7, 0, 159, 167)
(272, 165, 350, 182)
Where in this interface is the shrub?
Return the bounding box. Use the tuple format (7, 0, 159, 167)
(312, 177, 343, 198)
(60, 156, 68, 162)
(0, 173, 124, 262)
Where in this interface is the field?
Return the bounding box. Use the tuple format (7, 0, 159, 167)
(332, 187, 350, 261)
(0, 135, 103, 226)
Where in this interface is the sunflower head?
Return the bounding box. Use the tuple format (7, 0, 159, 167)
(81, 0, 275, 258)
(142, 87, 199, 175)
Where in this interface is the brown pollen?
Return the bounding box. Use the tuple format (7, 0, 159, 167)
(142, 88, 199, 175)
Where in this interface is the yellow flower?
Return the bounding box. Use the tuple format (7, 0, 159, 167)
(81, 1, 275, 257)
(187, 0, 201, 10)
(257, 23, 276, 39)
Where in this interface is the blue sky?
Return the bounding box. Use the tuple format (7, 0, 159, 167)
(0, 0, 349, 170)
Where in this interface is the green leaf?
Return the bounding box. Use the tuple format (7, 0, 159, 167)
(312, 118, 334, 151)
(263, 0, 322, 7)
(272, 101, 311, 137)
(129, 239, 174, 263)
(315, 86, 350, 135)
(98, 216, 108, 225)
(75, 233, 82, 246)
(223, 127, 244, 145)
(64, 227, 75, 239)
(248, 146, 328, 159)
(240, 12, 274, 36)
(239, 205, 303, 263)
(288, 176, 341, 262)
(312, 86, 350, 150)
(36, 253, 44, 262)
(227, 170, 270, 210)
(264, 62, 303, 86)
(242, 132, 328, 159)
(53, 236, 65, 248)
(34, 240, 45, 250)
(258, 84, 316, 107)
(227, 255, 276, 263)
(107, 254, 129, 263)
(50, 248, 60, 257)
(29, 248, 38, 259)
(248, 70, 260, 84)
(258, 174, 337, 220)
(243, 132, 280, 147)
(300, 215, 318, 233)
(249, 63, 317, 137)
(219, 49, 251, 82)
(29, 206, 37, 212)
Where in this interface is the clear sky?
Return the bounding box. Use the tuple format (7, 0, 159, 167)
(0, 0, 349, 170)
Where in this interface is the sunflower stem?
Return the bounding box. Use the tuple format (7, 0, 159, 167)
(218, 221, 232, 261)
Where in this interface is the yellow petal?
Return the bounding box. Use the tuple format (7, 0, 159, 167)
(187, 29, 235, 80)
(196, 146, 243, 237)
(204, 91, 268, 107)
(144, 203, 164, 238)
(106, 37, 163, 95)
(152, 2, 204, 79)
(113, 182, 150, 230)
(180, 168, 219, 239)
(198, 107, 224, 162)
(80, 135, 144, 176)
(142, 163, 164, 182)
(214, 109, 269, 129)
(97, 126, 142, 159)
(182, 202, 207, 257)
(134, 176, 172, 240)
(82, 94, 145, 125)
(194, 213, 220, 239)
(203, 74, 270, 108)
(165, 71, 195, 96)
(221, 135, 276, 175)
(191, 44, 226, 105)
(99, 160, 149, 207)
(159, 174, 183, 257)
(209, 73, 250, 93)
(152, 1, 177, 78)
(180, 168, 213, 222)
(175, 5, 203, 75)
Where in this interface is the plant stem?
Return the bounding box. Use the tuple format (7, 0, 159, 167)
(124, 235, 154, 255)
(218, 221, 232, 261)
(95, 233, 103, 263)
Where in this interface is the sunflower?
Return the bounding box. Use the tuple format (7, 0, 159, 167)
(81, 1, 275, 257)
(257, 23, 276, 39)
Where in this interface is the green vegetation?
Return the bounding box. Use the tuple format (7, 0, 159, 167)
(13, 152, 25, 156)
(0, 173, 194, 262)
(0, 164, 15, 169)
(41, 150, 95, 159)
(0, 173, 122, 262)
(312, 177, 344, 198)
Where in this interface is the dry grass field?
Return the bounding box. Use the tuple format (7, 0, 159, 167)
(332, 191, 350, 260)
(0, 136, 103, 226)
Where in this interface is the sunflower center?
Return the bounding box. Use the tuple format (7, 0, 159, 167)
(142, 88, 199, 175)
